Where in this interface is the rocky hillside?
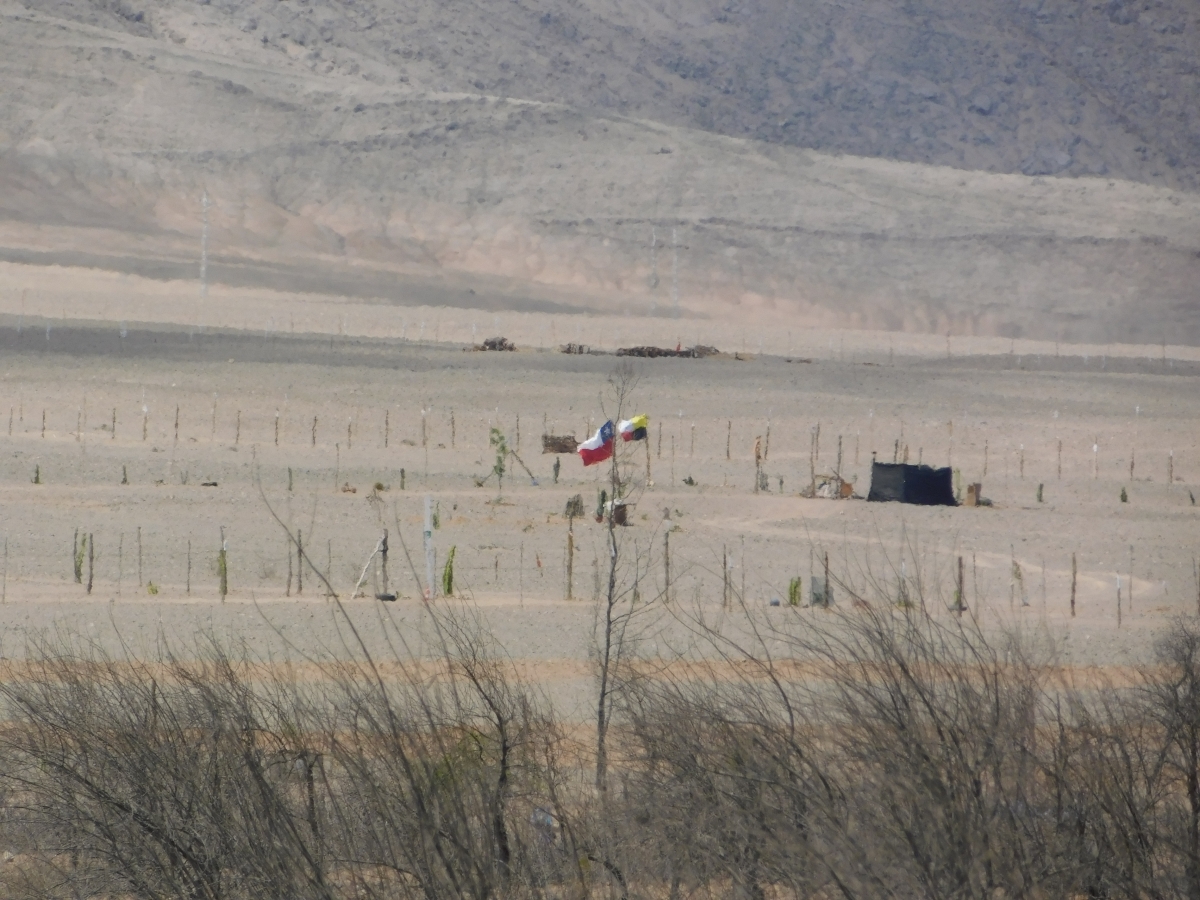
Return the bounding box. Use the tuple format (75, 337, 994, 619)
(0, 0, 1197, 343)
(29, 0, 1199, 188)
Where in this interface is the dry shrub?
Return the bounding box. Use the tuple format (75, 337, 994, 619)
(4, 592, 1200, 899)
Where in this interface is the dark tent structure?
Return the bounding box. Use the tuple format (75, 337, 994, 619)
(867, 463, 957, 506)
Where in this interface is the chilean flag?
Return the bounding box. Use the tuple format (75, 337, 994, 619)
(577, 420, 615, 466)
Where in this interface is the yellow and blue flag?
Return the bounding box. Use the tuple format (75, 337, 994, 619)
(618, 414, 649, 442)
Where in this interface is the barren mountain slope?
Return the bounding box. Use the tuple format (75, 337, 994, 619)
(24, 0, 1200, 187)
(1, 0, 1198, 342)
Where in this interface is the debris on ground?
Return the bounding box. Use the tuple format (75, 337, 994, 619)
(559, 343, 589, 354)
(472, 336, 516, 351)
(616, 344, 720, 358)
(799, 476, 858, 499)
(542, 434, 577, 454)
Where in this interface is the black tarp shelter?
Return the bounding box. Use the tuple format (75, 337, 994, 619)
(867, 463, 956, 506)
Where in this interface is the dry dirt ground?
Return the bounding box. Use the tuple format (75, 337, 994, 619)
(0, 271, 1196, 717)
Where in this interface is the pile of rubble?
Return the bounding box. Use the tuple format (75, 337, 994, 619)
(472, 336, 516, 351)
(616, 344, 720, 358)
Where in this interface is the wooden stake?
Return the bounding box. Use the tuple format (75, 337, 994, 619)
(754, 436, 762, 494)
(76, 409, 81, 442)
(823, 551, 830, 608)
(312, 415, 317, 446)
(235, 410, 240, 445)
(810, 428, 817, 496)
(1070, 553, 1077, 617)
(187, 540, 191, 596)
(274, 410, 279, 446)
(219, 527, 228, 601)
(722, 544, 729, 609)
(380, 529, 389, 596)
(566, 520, 574, 600)
(956, 555, 965, 615)
(726, 420, 731, 460)
(42, 410, 46, 439)
(657, 422, 662, 459)
(1129, 545, 1134, 613)
(174, 405, 180, 446)
(384, 409, 389, 448)
(690, 423, 695, 458)
(1057, 440, 1062, 479)
(451, 409, 455, 448)
(664, 529, 671, 603)
(296, 530, 303, 595)
(137, 526, 143, 586)
(983, 440, 988, 477)
(1194, 557, 1199, 617)
(286, 537, 293, 596)
(86, 533, 93, 595)
(112, 407, 116, 440)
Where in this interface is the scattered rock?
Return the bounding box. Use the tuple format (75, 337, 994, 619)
(1021, 145, 1073, 176)
(968, 92, 998, 115)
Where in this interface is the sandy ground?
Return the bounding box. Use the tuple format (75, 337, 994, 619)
(0, 272, 1197, 717)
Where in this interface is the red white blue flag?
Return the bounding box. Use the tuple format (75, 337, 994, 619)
(577, 420, 615, 466)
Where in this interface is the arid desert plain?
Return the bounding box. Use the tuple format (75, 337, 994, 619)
(0, 266, 1195, 716)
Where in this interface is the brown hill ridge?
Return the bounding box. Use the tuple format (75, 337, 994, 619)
(1, 0, 1198, 342)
